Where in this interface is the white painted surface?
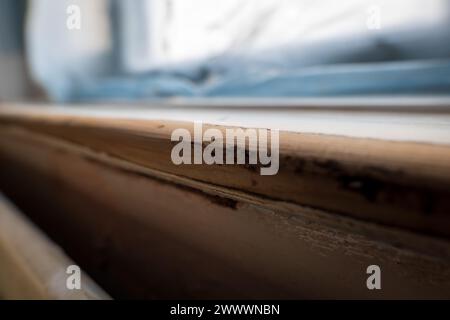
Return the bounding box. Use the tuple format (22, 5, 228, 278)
(3, 97, 450, 145)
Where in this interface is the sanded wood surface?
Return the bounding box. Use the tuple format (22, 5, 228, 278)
(1, 101, 450, 298)
(0, 125, 450, 298)
(1, 103, 450, 238)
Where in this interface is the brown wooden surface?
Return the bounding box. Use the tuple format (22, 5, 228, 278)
(1, 104, 450, 238)
(1, 103, 450, 298)
(1, 128, 450, 298)
(0, 193, 110, 300)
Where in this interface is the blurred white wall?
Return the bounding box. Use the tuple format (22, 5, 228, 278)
(26, 0, 112, 100)
(0, 55, 29, 101)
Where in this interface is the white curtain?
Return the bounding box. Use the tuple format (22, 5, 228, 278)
(118, 0, 450, 69)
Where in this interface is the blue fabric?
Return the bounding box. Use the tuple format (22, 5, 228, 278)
(69, 59, 450, 102)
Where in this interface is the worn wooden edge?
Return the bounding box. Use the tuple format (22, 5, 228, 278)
(2, 128, 450, 298)
(1, 105, 450, 238)
(3, 126, 450, 258)
(0, 193, 111, 300)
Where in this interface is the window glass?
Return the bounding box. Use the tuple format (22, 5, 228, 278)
(21, 0, 450, 101)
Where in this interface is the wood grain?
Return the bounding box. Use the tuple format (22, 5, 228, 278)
(1, 102, 450, 298)
(1, 128, 450, 298)
(1, 104, 450, 238)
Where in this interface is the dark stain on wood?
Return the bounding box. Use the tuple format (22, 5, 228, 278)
(81, 154, 240, 211)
